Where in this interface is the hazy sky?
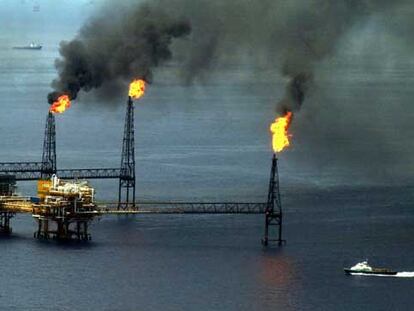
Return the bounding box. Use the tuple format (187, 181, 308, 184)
(0, 0, 97, 43)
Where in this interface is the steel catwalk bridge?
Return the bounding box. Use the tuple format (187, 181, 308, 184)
(0, 162, 121, 181)
(98, 202, 267, 214)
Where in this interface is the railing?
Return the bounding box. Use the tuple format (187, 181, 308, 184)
(57, 168, 121, 179)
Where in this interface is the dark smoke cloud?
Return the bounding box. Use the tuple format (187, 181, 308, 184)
(50, 0, 414, 110)
(160, 0, 413, 113)
(277, 73, 313, 115)
(48, 3, 190, 103)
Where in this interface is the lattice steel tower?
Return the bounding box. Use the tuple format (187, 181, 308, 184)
(262, 153, 285, 246)
(41, 112, 57, 179)
(118, 97, 136, 209)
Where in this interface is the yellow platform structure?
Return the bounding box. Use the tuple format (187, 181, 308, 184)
(0, 175, 99, 241)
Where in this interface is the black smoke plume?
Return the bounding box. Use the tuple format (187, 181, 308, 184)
(49, 0, 414, 108)
(159, 0, 413, 113)
(277, 73, 312, 115)
(48, 3, 190, 103)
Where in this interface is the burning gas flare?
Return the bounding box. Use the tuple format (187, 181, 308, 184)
(129, 79, 146, 99)
(270, 111, 293, 153)
(50, 95, 71, 114)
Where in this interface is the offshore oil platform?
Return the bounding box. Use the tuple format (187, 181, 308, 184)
(0, 174, 97, 240)
(0, 92, 136, 241)
(0, 80, 287, 245)
(0, 83, 139, 240)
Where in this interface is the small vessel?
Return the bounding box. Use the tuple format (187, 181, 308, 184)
(12, 42, 42, 50)
(344, 261, 397, 276)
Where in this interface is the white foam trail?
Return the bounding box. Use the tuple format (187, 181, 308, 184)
(395, 272, 414, 278)
(350, 272, 414, 278)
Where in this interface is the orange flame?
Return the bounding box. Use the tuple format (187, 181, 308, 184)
(129, 79, 146, 99)
(50, 95, 71, 114)
(270, 111, 293, 152)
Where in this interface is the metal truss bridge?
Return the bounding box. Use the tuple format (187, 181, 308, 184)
(0, 162, 121, 181)
(0, 162, 43, 179)
(98, 202, 267, 214)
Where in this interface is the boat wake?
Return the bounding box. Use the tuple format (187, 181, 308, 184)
(351, 272, 414, 278)
(395, 272, 414, 278)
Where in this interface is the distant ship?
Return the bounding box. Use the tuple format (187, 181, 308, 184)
(344, 261, 397, 276)
(12, 43, 42, 50)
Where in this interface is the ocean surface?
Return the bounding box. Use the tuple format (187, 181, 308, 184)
(1, 11, 414, 311)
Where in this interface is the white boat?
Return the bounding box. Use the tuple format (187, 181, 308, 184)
(12, 42, 42, 50)
(344, 261, 397, 276)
